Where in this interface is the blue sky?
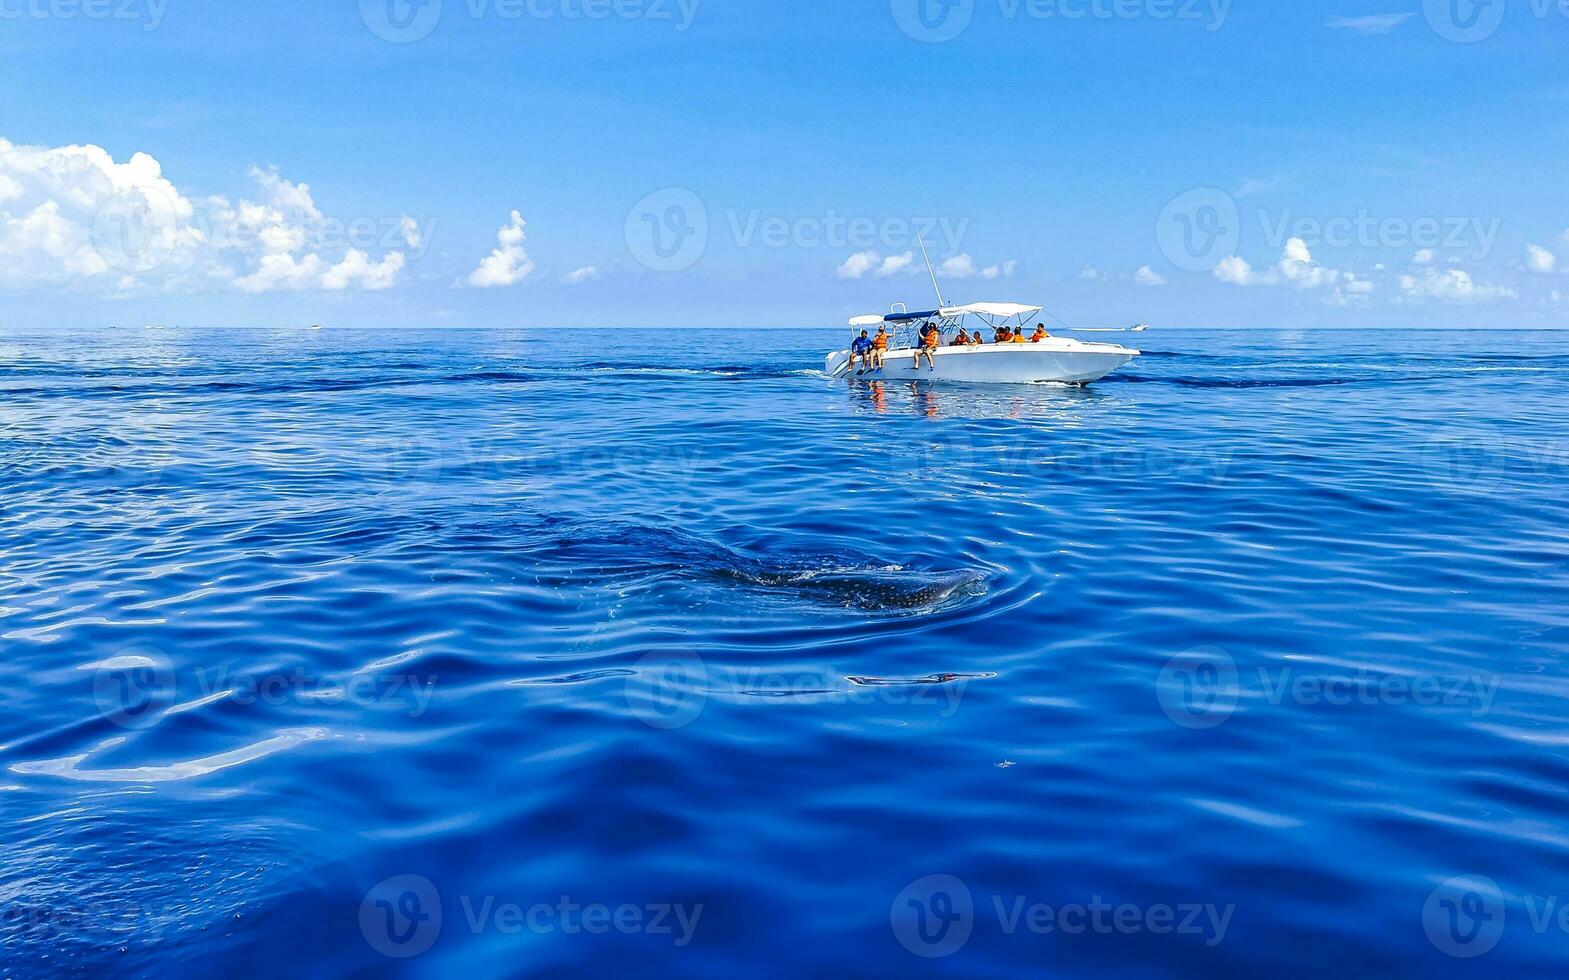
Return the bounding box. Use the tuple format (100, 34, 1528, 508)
(0, 0, 1566, 328)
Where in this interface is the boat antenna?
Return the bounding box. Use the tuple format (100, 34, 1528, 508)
(917, 231, 947, 310)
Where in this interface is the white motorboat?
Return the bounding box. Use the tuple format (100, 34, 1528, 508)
(826, 302, 1140, 385)
(826, 235, 1139, 385)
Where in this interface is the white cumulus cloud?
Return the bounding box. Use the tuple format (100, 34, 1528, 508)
(1134, 265, 1167, 287)
(1526, 244, 1557, 274)
(1213, 255, 1255, 286)
(1277, 237, 1339, 288)
(836, 249, 879, 280)
(0, 137, 412, 293)
(1399, 268, 1516, 304)
(467, 210, 535, 288)
(1213, 238, 1342, 290)
(564, 265, 599, 285)
(1327, 273, 1377, 307)
(835, 250, 917, 280)
(877, 252, 916, 277)
(1413, 248, 1436, 265)
(938, 253, 1018, 280)
(399, 215, 422, 250)
(321, 250, 405, 291)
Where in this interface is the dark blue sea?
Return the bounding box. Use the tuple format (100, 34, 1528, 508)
(2, 327, 1567, 978)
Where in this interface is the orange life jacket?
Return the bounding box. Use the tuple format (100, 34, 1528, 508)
(1031, 329, 1047, 342)
(873, 333, 888, 350)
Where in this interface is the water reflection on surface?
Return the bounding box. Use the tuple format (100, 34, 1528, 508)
(842, 376, 1102, 420)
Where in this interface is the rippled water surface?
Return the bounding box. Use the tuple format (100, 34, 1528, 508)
(2, 327, 1567, 978)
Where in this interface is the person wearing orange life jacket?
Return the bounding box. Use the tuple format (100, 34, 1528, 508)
(912, 320, 941, 371)
(955, 328, 971, 346)
(993, 326, 1011, 344)
(1031, 324, 1049, 343)
(871, 326, 890, 370)
(1010, 327, 1027, 343)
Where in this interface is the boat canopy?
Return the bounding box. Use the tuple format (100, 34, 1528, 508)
(848, 302, 1043, 327)
(850, 310, 939, 327)
(942, 302, 1043, 319)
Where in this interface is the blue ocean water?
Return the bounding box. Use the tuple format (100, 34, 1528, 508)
(1, 326, 1567, 978)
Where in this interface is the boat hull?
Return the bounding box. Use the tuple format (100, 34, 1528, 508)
(826, 341, 1139, 385)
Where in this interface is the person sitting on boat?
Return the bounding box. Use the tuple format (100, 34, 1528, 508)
(913, 321, 941, 371)
(968, 331, 984, 346)
(1031, 324, 1049, 342)
(871, 326, 890, 369)
(1010, 327, 1027, 344)
(851, 330, 874, 372)
(955, 328, 971, 346)
(993, 326, 1011, 344)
